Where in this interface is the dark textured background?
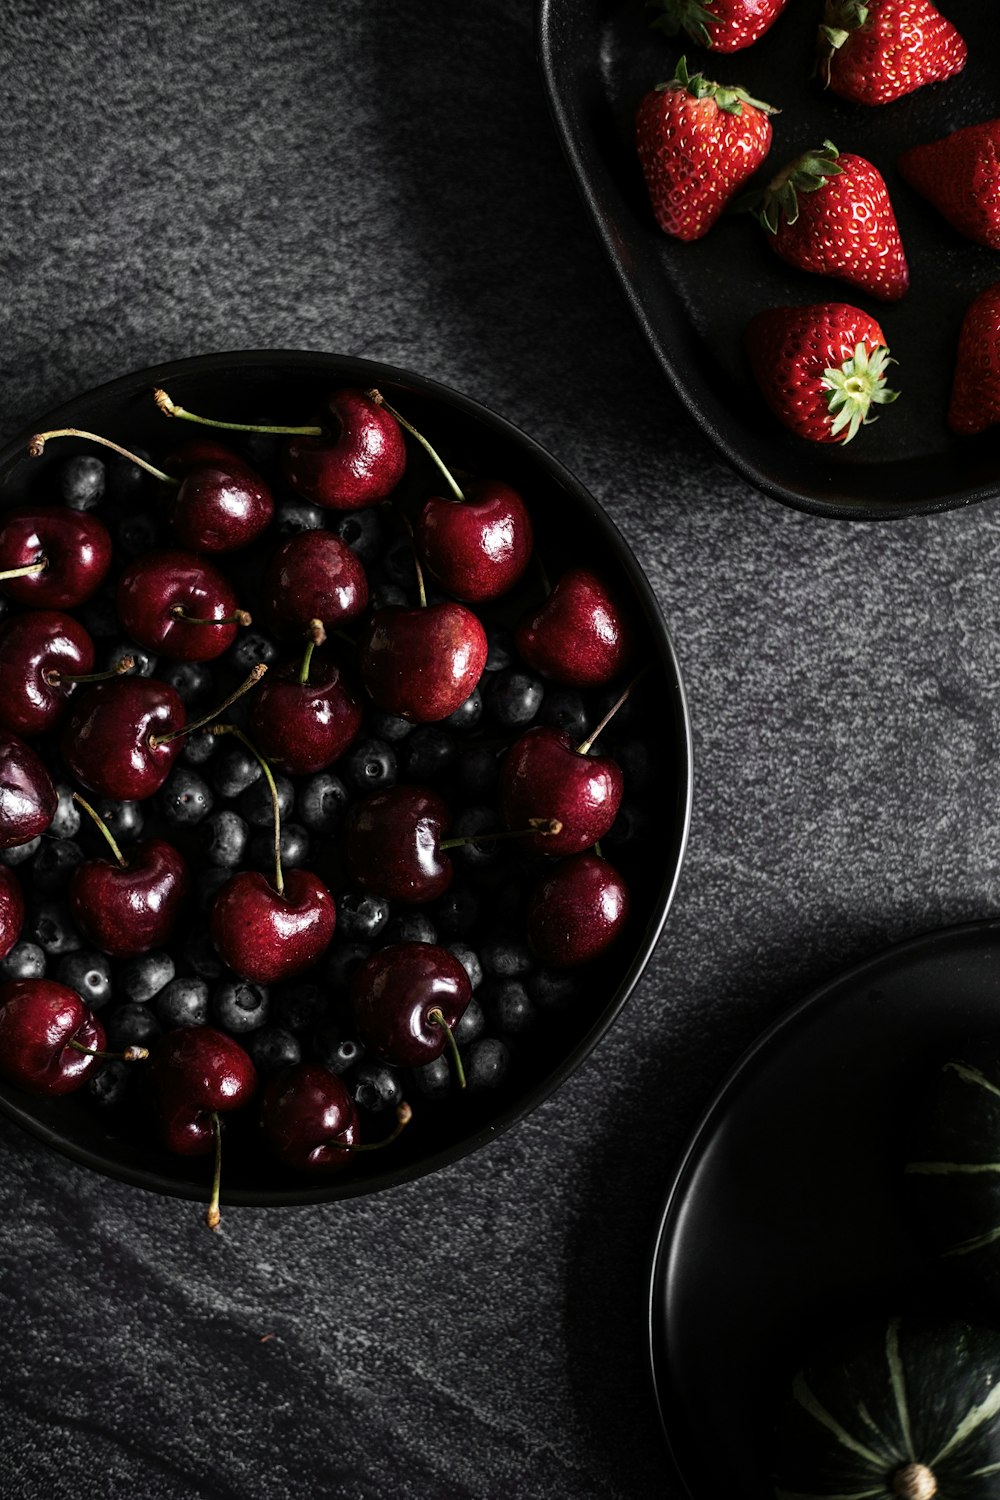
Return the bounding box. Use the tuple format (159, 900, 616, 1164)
(1, 2, 998, 1496)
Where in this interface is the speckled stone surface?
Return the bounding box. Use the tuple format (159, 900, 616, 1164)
(1, 2, 998, 1496)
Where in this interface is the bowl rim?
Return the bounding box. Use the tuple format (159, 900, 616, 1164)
(0, 347, 694, 1206)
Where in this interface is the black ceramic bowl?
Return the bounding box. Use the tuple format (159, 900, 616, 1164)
(0, 350, 692, 1208)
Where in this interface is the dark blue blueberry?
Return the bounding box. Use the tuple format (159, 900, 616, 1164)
(0, 942, 46, 980)
(276, 499, 324, 536)
(248, 1026, 302, 1074)
(331, 507, 389, 565)
(201, 810, 249, 868)
(327, 942, 371, 993)
(0, 837, 41, 868)
(212, 978, 269, 1035)
(484, 979, 535, 1035)
(447, 943, 483, 992)
(163, 661, 213, 706)
(57, 453, 106, 511)
(240, 771, 295, 828)
(481, 938, 533, 979)
(366, 709, 413, 743)
(445, 688, 483, 734)
(453, 996, 485, 1045)
(108, 449, 152, 506)
(410, 1055, 451, 1099)
(77, 589, 120, 640)
(539, 687, 588, 743)
(49, 786, 81, 841)
(349, 1060, 402, 1113)
(313, 1025, 364, 1076)
(183, 928, 225, 980)
(87, 1060, 130, 1109)
(484, 627, 514, 674)
(456, 744, 500, 799)
(29, 903, 80, 955)
(181, 728, 218, 766)
(248, 822, 310, 871)
(383, 535, 418, 589)
(198, 868, 232, 913)
(105, 641, 157, 678)
(343, 738, 396, 795)
(433, 886, 479, 938)
(370, 581, 410, 612)
(213, 747, 262, 800)
(159, 767, 214, 826)
(156, 977, 210, 1029)
(337, 892, 390, 943)
(227, 630, 280, 675)
(526, 969, 576, 1010)
(297, 773, 349, 834)
(91, 798, 144, 844)
(449, 806, 501, 869)
(274, 981, 325, 1033)
(106, 1004, 162, 1051)
(382, 913, 437, 947)
(464, 1036, 510, 1091)
(58, 951, 113, 1009)
(486, 668, 544, 729)
(116, 511, 161, 557)
(31, 840, 83, 895)
(401, 726, 456, 783)
(120, 951, 175, 1003)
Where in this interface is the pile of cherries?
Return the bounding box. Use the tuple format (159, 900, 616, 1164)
(0, 381, 648, 1227)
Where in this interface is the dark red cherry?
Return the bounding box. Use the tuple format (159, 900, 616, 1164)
(150, 1026, 256, 1155)
(211, 868, 336, 985)
(0, 868, 25, 962)
(351, 943, 471, 1068)
(359, 603, 488, 723)
(526, 852, 630, 967)
(69, 837, 189, 958)
(284, 389, 406, 510)
(0, 732, 57, 847)
(0, 611, 95, 737)
(516, 568, 633, 686)
(259, 1064, 360, 1172)
(62, 677, 185, 801)
(500, 726, 624, 856)
(0, 507, 112, 608)
(263, 531, 369, 640)
(417, 480, 533, 602)
(117, 549, 249, 662)
(346, 785, 452, 904)
(246, 650, 362, 775)
(0, 980, 105, 1095)
(164, 440, 273, 552)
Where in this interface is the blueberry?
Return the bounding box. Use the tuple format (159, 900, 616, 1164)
(213, 747, 262, 800)
(449, 807, 501, 869)
(383, 535, 418, 589)
(106, 1004, 162, 1051)
(382, 913, 437, 946)
(454, 996, 485, 1044)
(274, 981, 325, 1032)
(481, 938, 533, 979)
(539, 687, 588, 743)
(433, 886, 479, 938)
(116, 512, 161, 557)
(276, 499, 324, 536)
(248, 1026, 302, 1074)
(350, 1060, 402, 1113)
(49, 785, 81, 840)
(484, 979, 535, 1035)
(410, 1055, 451, 1099)
(297, 773, 349, 834)
(181, 728, 218, 766)
(197, 868, 232, 913)
(486, 668, 544, 729)
(87, 1060, 130, 1109)
(313, 1026, 364, 1075)
(464, 1036, 510, 1090)
(182, 928, 225, 980)
(120, 951, 175, 1003)
(91, 799, 144, 844)
(484, 627, 514, 673)
(156, 977, 210, 1029)
(337, 892, 390, 943)
(248, 822, 310, 871)
(57, 453, 106, 511)
(327, 942, 371, 993)
(108, 449, 152, 506)
(105, 641, 157, 678)
(163, 661, 213, 706)
(212, 978, 269, 1034)
(159, 767, 214, 826)
(29, 903, 80, 955)
(0, 837, 42, 867)
(331, 507, 389, 564)
(447, 943, 483, 991)
(366, 710, 413, 743)
(370, 581, 410, 611)
(0, 942, 46, 980)
(201, 810, 249, 868)
(77, 590, 120, 640)
(57, 951, 113, 1009)
(445, 688, 483, 734)
(31, 840, 83, 895)
(240, 771, 294, 828)
(401, 726, 456, 782)
(456, 744, 500, 799)
(343, 738, 397, 795)
(227, 630, 280, 675)
(526, 969, 576, 1010)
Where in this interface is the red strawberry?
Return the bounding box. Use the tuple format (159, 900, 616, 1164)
(819, 0, 967, 106)
(899, 120, 1000, 250)
(747, 141, 909, 302)
(948, 284, 1000, 437)
(649, 0, 790, 52)
(746, 303, 899, 444)
(636, 57, 775, 242)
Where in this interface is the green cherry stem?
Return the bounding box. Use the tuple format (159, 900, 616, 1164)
(153, 388, 322, 438)
(210, 723, 284, 896)
(366, 388, 465, 503)
(428, 1010, 467, 1089)
(298, 619, 326, 685)
(0, 558, 48, 582)
(393, 507, 428, 608)
(576, 667, 649, 756)
(148, 663, 268, 748)
(438, 817, 562, 852)
(206, 1112, 223, 1232)
(44, 655, 135, 687)
(72, 791, 126, 868)
(68, 1040, 149, 1062)
(325, 1102, 414, 1151)
(28, 429, 176, 486)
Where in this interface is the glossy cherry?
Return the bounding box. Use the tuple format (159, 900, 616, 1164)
(500, 727, 624, 856)
(117, 549, 251, 662)
(62, 677, 186, 801)
(516, 568, 633, 686)
(0, 506, 112, 608)
(246, 626, 362, 775)
(162, 438, 273, 552)
(351, 942, 471, 1070)
(259, 1064, 360, 1171)
(359, 602, 488, 723)
(0, 611, 96, 736)
(0, 868, 24, 962)
(0, 979, 105, 1095)
(418, 479, 533, 602)
(526, 852, 630, 967)
(0, 732, 57, 847)
(69, 793, 189, 957)
(263, 531, 369, 641)
(346, 785, 452, 904)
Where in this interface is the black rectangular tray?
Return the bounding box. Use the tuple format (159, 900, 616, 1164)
(537, 0, 1000, 520)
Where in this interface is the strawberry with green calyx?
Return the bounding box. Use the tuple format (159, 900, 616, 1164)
(899, 120, 1000, 252)
(818, 0, 966, 106)
(948, 285, 1000, 438)
(744, 140, 909, 302)
(746, 303, 899, 445)
(636, 56, 776, 243)
(648, 0, 790, 53)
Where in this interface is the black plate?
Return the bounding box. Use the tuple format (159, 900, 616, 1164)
(0, 349, 693, 1207)
(538, 0, 1000, 520)
(648, 918, 1000, 1499)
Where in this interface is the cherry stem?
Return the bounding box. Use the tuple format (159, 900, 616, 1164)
(68, 1040, 149, 1062)
(298, 619, 326, 685)
(170, 606, 252, 628)
(210, 724, 284, 896)
(394, 507, 427, 609)
(0, 558, 47, 582)
(148, 663, 267, 748)
(366, 388, 465, 503)
(72, 791, 126, 869)
(428, 1010, 467, 1089)
(28, 429, 176, 486)
(325, 1101, 413, 1152)
(206, 1112, 222, 1232)
(576, 667, 649, 756)
(153, 388, 322, 438)
(439, 817, 562, 852)
(45, 656, 135, 687)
